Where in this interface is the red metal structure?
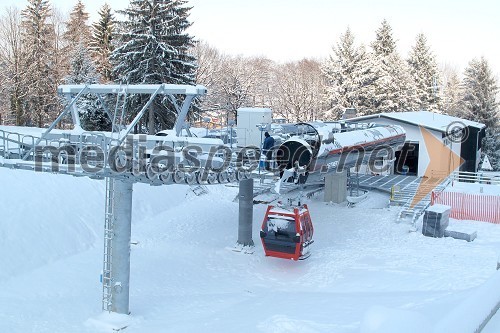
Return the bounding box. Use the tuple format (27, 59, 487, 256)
(260, 203, 314, 260)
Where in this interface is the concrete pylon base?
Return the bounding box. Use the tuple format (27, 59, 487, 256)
(324, 170, 348, 203)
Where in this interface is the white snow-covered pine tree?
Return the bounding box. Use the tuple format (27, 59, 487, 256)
(89, 3, 114, 82)
(371, 20, 396, 56)
(481, 128, 500, 171)
(461, 57, 499, 129)
(462, 57, 499, 171)
(323, 28, 374, 119)
(407, 33, 441, 111)
(111, 0, 197, 134)
(65, 43, 99, 85)
(20, 0, 58, 127)
(65, 43, 111, 131)
(369, 20, 417, 114)
(441, 66, 463, 117)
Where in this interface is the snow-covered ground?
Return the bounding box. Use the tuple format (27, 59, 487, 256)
(447, 181, 500, 195)
(1, 168, 500, 332)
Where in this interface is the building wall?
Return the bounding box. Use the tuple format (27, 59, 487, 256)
(350, 118, 462, 177)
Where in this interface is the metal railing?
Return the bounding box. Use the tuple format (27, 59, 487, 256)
(450, 171, 500, 185)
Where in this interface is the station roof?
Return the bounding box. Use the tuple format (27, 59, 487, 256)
(348, 111, 486, 133)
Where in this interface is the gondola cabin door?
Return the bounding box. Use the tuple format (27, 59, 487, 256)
(260, 204, 314, 260)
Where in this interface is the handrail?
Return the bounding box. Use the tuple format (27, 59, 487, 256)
(450, 171, 500, 185)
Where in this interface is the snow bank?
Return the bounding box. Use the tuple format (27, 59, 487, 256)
(2, 164, 500, 332)
(359, 271, 500, 333)
(360, 305, 432, 333)
(434, 271, 500, 333)
(0, 169, 104, 281)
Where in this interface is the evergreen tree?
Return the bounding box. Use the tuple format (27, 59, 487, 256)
(368, 20, 417, 114)
(65, 43, 111, 131)
(407, 33, 440, 111)
(461, 57, 500, 171)
(481, 128, 500, 171)
(371, 19, 396, 57)
(461, 57, 499, 129)
(20, 0, 57, 127)
(65, 43, 98, 85)
(323, 28, 374, 118)
(90, 3, 114, 82)
(63, 0, 91, 46)
(441, 67, 463, 117)
(60, 1, 92, 91)
(111, 0, 196, 134)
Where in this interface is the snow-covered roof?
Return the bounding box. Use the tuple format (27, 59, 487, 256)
(348, 111, 486, 133)
(237, 107, 272, 113)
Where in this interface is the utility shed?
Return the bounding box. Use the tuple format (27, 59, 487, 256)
(236, 108, 272, 148)
(347, 111, 486, 176)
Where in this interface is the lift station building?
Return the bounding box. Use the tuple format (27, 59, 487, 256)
(347, 111, 486, 177)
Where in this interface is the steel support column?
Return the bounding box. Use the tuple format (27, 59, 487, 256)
(110, 179, 133, 314)
(237, 178, 254, 246)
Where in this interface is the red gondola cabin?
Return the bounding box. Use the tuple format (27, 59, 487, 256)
(260, 203, 314, 260)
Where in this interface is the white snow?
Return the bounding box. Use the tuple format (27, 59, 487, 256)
(267, 218, 293, 232)
(351, 111, 486, 133)
(426, 204, 451, 214)
(434, 270, 500, 333)
(269, 207, 297, 216)
(481, 155, 493, 171)
(319, 125, 405, 156)
(447, 182, 500, 195)
(1, 168, 500, 332)
(359, 305, 432, 333)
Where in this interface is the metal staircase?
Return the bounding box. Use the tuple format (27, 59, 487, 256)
(395, 175, 451, 226)
(390, 177, 422, 206)
(102, 177, 115, 311)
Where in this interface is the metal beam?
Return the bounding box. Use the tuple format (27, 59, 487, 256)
(174, 95, 195, 136)
(70, 103, 82, 129)
(96, 94, 114, 123)
(118, 85, 163, 144)
(23, 85, 89, 160)
(58, 84, 207, 96)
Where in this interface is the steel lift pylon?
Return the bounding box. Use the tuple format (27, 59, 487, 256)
(0, 83, 254, 315)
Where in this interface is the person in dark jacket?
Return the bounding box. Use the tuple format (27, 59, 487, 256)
(262, 132, 275, 170)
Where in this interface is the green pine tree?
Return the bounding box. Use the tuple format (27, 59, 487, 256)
(65, 43, 111, 131)
(110, 0, 196, 134)
(63, 0, 91, 47)
(21, 0, 57, 127)
(89, 3, 115, 82)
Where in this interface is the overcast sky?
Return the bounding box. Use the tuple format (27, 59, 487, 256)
(3, 0, 500, 77)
